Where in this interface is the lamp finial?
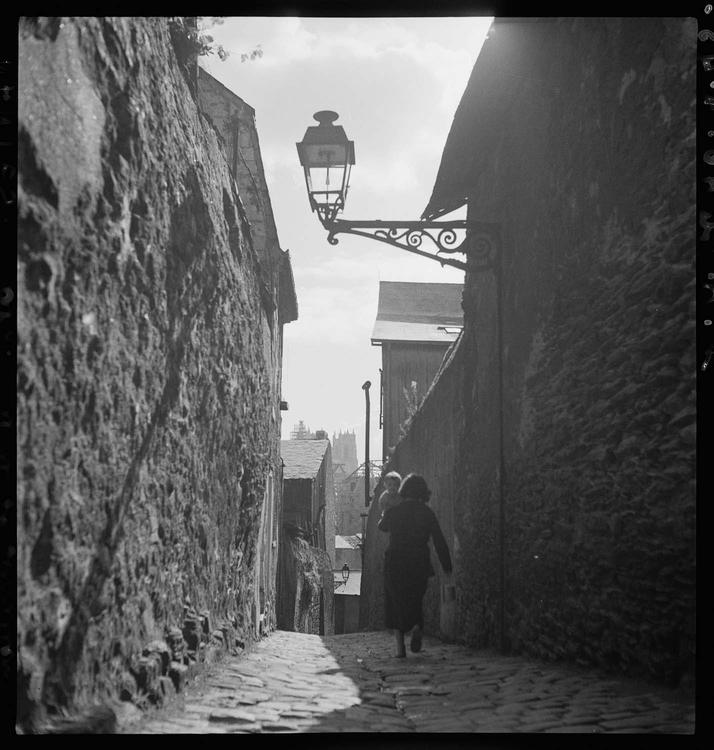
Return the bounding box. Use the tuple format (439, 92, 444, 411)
(314, 110, 339, 125)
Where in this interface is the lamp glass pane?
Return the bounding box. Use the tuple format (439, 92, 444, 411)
(302, 143, 349, 168)
(307, 164, 349, 209)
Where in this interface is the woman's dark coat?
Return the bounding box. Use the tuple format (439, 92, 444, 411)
(378, 499, 452, 632)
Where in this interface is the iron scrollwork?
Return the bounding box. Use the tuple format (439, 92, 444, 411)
(322, 219, 499, 272)
(469, 230, 498, 271)
(324, 219, 480, 271)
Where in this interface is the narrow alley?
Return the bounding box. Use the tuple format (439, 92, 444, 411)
(124, 630, 695, 734)
(15, 16, 698, 736)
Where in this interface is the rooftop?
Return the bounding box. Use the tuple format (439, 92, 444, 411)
(422, 18, 539, 220)
(335, 534, 362, 549)
(371, 281, 463, 344)
(281, 439, 330, 480)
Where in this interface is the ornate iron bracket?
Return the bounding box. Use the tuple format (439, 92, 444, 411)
(320, 218, 499, 272)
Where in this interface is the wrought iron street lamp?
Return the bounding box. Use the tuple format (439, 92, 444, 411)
(297, 110, 498, 271)
(341, 563, 350, 584)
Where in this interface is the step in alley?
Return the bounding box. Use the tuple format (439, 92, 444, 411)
(123, 630, 695, 734)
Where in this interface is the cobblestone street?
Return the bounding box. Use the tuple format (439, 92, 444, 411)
(124, 630, 695, 734)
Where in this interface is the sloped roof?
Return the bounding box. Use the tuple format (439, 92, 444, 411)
(281, 439, 330, 479)
(422, 18, 549, 219)
(198, 65, 254, 115)
(371, 281, 463, 344)
(335, 534, 362, 549)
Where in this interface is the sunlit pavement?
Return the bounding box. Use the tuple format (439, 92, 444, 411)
(124, 629, 695, 734)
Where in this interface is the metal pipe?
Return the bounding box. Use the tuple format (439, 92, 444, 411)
(362, 381, 371, 507)
(379, 368, 384, 430)
(496, 235, 506, 653)
(360, 512, 368, 568)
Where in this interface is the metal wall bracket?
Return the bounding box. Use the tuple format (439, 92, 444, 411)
(321, 218, 499, 272)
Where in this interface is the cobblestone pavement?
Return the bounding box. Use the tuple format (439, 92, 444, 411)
(124, 630, 695, 734)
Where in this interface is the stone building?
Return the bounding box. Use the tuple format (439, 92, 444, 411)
(361, 17, 696, 687)
(371, 281, 463, 461)
(17, 17, 296, 730)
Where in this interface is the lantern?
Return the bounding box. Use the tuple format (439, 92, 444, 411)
(296, 110, 355, 226)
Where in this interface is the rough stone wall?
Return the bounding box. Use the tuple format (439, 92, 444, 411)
(459, 18, 695, 684)
(277, 534, 334, 635)
(318, 444, 337, 568)
(17, 17, 284, 727)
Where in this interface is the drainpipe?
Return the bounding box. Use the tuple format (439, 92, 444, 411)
(361, 381, 371, 570)
(496, 235, 506, 653)
(362, 381, 371, 508)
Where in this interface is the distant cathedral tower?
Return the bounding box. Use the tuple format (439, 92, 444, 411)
(332, 429, 358, 476)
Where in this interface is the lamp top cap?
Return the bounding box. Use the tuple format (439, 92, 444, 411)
(313, 110, 340, 125)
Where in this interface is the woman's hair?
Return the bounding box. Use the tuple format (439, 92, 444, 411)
(383, 470, 402, 483)
(398, 473, 431, 502)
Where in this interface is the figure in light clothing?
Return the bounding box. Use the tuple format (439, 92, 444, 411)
(378, 470, 402, 512)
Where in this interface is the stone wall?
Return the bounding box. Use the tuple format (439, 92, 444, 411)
(277, 532, 334, 635)
(466, 16, 696, 686)
(17, 17, 286, 729)
(363, 18, 696, 686)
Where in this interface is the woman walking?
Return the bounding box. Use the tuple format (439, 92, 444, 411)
(378, 473, 452, 657)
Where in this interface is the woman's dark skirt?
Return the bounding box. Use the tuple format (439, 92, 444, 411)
(384, 553, 429, 632)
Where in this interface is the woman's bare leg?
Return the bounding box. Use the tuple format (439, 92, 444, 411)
(410, 624, 422, 653)
(394, 629, 406, 657)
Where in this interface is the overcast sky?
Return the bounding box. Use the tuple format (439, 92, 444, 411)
(199, 16, 493, 465)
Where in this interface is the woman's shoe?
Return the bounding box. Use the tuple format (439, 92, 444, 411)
(410, 626, 422, 653)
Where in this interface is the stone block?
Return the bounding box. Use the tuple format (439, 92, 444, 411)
(221, 621, 238, 648)
(211, 629, 225, 644)
(168, 661, 189, 693)
(119, 670, 137, 702)
(204, 644, 221, 664)
(199, 609, 211, 635)
(133, 653, 163, 692)
(157, 675, 176, 701)
(167, 627, 186, 661)
(183, 617, 201, 651)
(143, 639, 171, 673)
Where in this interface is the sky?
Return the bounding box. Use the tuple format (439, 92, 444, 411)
(199, 16, 493, 465)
